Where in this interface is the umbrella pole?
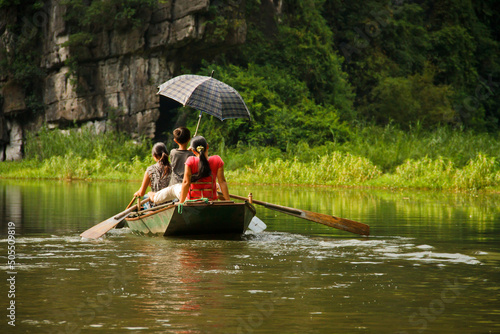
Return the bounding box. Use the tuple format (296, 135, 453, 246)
(194, 111, 203, 137)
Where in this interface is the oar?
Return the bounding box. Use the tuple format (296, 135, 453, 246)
(226, 193, 369, 236)
(80, 197, 150, 239)
(248, 216, 267, 233)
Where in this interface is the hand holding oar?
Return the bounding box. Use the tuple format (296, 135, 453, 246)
(80, 197, 150, 239)
(226, 193, 369, 236)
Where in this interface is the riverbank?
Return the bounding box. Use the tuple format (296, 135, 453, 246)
(2, 126, 500, 192)
(224, 153, 500, 192)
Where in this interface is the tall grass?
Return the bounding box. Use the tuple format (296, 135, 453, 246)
(222, 125, 500, 172)
(2, 125, 500, 191)
(338, 125, 500, 171)
(226, 152, 381, 185)
(1, 152, 148, 180)
(3, 127, 152, 180)
(223, 125, 500, 191)
(373, 154, 500, 191)
(25, 126, 151, 162)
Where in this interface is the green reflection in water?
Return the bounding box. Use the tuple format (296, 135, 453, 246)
(0, 179, 139, 236)
(1, 181, 499, 241)
(231, 184, 500, 242)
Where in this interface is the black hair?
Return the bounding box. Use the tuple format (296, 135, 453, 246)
(152, 142, 171, 177)
(173, 127, 191, 144)
(190, 136, 212, 182)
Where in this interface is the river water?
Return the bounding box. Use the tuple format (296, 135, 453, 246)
(0, 180, 499, 333)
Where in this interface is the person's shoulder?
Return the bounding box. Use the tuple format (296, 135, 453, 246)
(178, 150, 195, 161)
(180, 149, 195, 156)
(146, 163, 157, 174)
(185, 155, 197, 164)
(209, 155, 224, 164)
(170, 149, 187, 156)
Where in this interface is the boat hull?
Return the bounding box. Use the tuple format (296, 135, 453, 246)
(125, 201, 256, 236)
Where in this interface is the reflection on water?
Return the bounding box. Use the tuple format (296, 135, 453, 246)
(0, 180, 139, 235)
(0, 180, 499, 333)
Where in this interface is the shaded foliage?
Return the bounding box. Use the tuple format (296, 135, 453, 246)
(189, 62, 351, 152)
(323, 0, 500, 130)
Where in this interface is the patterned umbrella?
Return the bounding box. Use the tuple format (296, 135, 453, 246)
(157, 74, 251, 135)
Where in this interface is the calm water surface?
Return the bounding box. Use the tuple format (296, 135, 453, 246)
(0, 180, 499, 333)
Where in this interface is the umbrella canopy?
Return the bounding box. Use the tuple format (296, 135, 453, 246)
(157, 74, 251, 121)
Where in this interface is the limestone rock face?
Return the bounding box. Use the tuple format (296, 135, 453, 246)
(173, 0, 209, 19)
(0, 0, 249, 160)
(4, 120, 23, 161)
(2, 82, 26, 114)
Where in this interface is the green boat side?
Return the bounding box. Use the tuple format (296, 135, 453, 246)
(125, 201, 256, 236)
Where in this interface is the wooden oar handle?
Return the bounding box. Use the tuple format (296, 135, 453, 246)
(225, 192, 370, 236)
(115, 198, 150, 220)
(225, 193, 302, 215)
(126, 196, 138, 209)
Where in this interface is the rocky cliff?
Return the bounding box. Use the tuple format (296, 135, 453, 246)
(0, 0, 249, 160)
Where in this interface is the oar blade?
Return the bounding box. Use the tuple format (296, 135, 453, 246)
(80, 198, 150, 239)
(80, 214, 129, 239)
(301, 210, 369, 236)
(248, 216, 267, 233)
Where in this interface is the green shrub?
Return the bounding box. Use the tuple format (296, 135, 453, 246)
(453, 154, 499, 191)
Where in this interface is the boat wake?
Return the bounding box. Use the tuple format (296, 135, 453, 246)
(242, 231, 481, 266)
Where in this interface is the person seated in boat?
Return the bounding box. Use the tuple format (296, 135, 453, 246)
(169, 127, 194, 185)
(148, 136, 230, 205)
(134, 142, 171, 206)
(178, 135, 230, 203)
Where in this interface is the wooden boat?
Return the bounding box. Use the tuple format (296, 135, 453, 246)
(125, 200, 256, 236)
(81, 192, 366, 240)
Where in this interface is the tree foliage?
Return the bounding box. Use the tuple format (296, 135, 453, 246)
(322, 0, 499, 130)
(191, 63, 351, 152)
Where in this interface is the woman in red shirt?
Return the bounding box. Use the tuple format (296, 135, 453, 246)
(179, 136, 230, 203)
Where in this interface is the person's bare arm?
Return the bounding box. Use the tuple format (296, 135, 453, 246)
(179, 164, 192, 203)
(134, 171, 150, 197)
(216, 165, 230, 200)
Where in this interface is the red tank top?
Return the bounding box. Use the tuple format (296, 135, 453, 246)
(185, 155, 224, 200)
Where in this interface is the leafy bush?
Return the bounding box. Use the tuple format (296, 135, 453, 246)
(363, 66, 455, 128)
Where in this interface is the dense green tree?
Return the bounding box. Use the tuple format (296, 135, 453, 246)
(363, 65, 455, 127)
